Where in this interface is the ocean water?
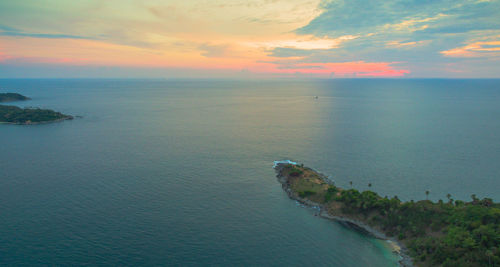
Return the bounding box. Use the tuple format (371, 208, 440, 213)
(1, 79, 499, 266)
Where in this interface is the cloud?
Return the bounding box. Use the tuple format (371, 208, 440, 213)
(273, 0, 500, 76)
(383, 15, 446, 33)
(1, 0, 500, 78)
(276, 64, 326, 69)
(248, 35, 358, 51)
(0, 56, 89, 65)
(386, 40, 430, 48)
(0, 32, 91, 39)
(0, 24, 92, 40)
(441, 40, 500, 57)
(292, 0, 500, 57)
(297, 0, 500, 37)
(199, 43, 232, 58)
(263, 61, 409, 77)
(0, 25, 17, 32)
(265, 36, 432, 62)
(268, 47, 320, 58)
(0, 51, 10, 62)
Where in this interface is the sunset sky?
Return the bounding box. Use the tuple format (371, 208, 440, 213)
(1, 0, 500, 78)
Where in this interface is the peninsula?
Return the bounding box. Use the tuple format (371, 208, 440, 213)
(275, 162, 500, 267)
(0, 93, 31, 102)
(0, 93, 73, 124)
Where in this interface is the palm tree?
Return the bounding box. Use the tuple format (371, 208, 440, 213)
(368, 183, 372, 188)
(349, 181, 353, 188)
(425, 190, 430, 200)
(486, 250, 493, 267)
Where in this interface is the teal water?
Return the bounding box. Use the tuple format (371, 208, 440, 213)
(1, 79, 499, 266)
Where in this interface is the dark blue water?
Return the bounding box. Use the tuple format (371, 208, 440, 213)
(1, 79, 499, 266)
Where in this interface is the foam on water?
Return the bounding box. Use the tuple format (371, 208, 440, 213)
(273, 160, 297, 168)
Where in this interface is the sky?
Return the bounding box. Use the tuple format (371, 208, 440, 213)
(1, 0, 500, 78)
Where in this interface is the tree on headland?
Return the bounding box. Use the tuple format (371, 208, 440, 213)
(486, 250, 493, 267)
(471, 194, 479, 204)
(279, 164, 500, 266)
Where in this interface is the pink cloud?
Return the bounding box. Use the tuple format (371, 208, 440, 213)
(260, 61, 410, 77)
(0, 51, 11, 62)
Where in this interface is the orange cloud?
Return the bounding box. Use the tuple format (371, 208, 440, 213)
(441, 41, 500, 57)
(0, 35, 272, 68)
(247, 35, 359, 50)
(386, 40, 430, 48)
(0, 35, 409, 77)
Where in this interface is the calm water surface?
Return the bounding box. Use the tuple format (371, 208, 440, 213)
(1, 79, 499, 266)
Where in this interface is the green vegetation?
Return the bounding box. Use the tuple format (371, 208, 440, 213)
(324, 186, 338, 202)
(0, 105, 72, 124)
(0, 93, 30, 102)
(279, 164, 500, 266)
(298, 190, 316, 198)
(0, 92, 72, 124)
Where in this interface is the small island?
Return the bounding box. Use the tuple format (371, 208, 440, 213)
(0, 92, 73, 124)
(275, 162, 500, 267)
(0, 93, 31, 102)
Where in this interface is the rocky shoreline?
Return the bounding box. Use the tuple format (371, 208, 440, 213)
(0, 115, 74, 125)
(275, 163, 414, 267)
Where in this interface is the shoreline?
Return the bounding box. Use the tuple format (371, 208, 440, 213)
(0, 116, 73, 125)
(274, 163, 414, 267)
(0, 94, 74, 125)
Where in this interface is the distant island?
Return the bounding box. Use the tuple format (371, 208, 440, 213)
(275, 162, 500, 267)
(0, 93, 31, 102)
(0, 93, 73, 124)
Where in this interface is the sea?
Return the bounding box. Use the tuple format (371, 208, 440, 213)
(1, 79, 499, 266)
